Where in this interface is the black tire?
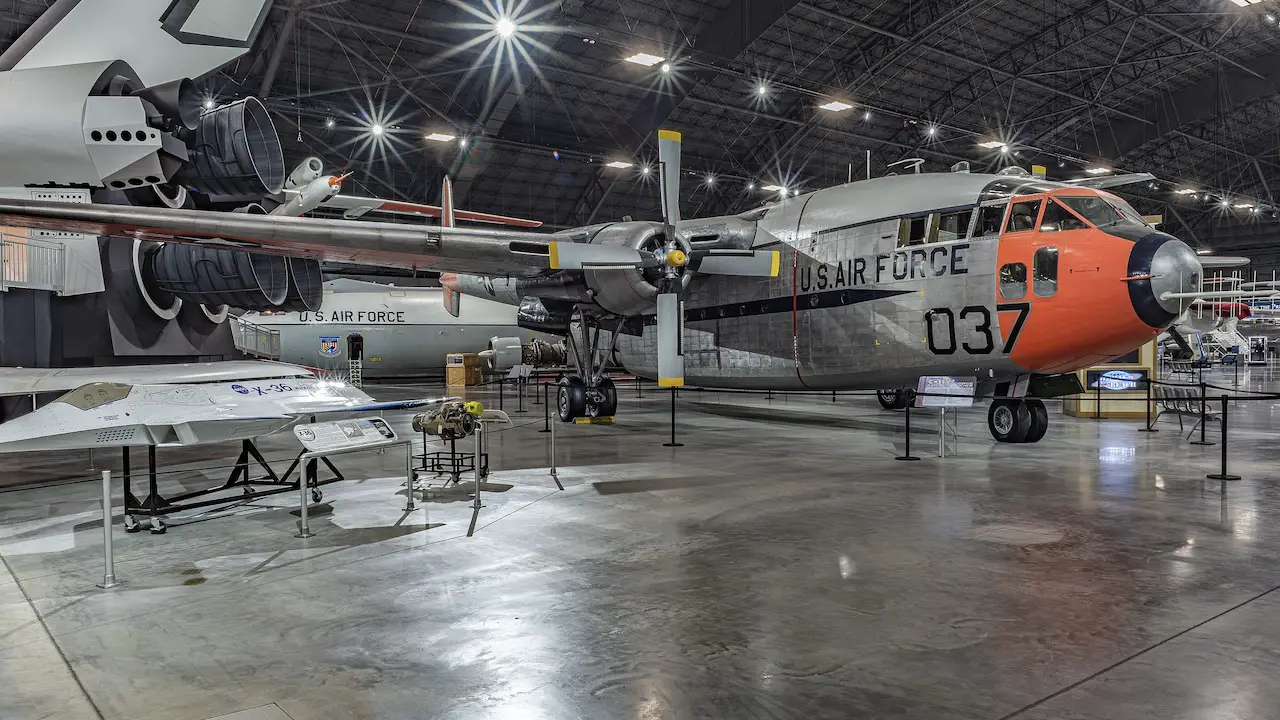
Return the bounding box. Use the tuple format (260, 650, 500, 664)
(1024, 399, 1049, 443)
(988, 399, 1032, 443)
(877, 389, 908, 410)
(557, 376, 587, 422)
(593, 377, 618, 417)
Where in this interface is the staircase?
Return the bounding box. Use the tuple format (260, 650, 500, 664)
(229, 315, 281, 360)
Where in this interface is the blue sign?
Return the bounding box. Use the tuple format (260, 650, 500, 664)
(319, 336, 341, 357)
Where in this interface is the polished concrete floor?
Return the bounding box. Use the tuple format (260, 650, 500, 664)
(3, 368, 1280, 719)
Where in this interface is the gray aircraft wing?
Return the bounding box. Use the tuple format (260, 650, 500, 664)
(0, 198, 644, 278)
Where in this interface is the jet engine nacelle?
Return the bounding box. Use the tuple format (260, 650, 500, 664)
(481, 336, 568, 373)
(286, 157, 324, 190)
(580, 221, 688, 316)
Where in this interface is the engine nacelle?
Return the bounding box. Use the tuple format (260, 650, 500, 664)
(481, 336, 568, 373)
(286, 157, 324, 189)
(580, 221, 687, 316)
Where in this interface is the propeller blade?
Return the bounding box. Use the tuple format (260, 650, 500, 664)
(690, 249, 781, 277)
(548, 241, 657, 271)
(656, 290, 684, 388)
(658, 129, 690, 253)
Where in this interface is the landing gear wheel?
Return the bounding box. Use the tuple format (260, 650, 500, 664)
(311, 488, 323, 504)
(149, 517, 168, 535)
(877, 389, 909, 410)
(1024, 399, 1049, 443)
(587, 377, 618, 418)
(988, 399, 1032, 443)
(124, 515, 141, 533)
(557, 376, 587, 422)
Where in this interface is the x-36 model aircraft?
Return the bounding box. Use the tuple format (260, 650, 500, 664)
(0, 361, 443, 452)
(0, 132, 1208, 443)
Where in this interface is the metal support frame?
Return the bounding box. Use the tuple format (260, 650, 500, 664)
(96, 471, 119, 589)
(295, 439, 411, 539)
(1207, 395, 1240, 482)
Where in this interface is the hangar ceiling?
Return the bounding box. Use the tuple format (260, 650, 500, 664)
(4, 0, 1280, 266)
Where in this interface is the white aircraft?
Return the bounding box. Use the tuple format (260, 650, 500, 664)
(0, 360, 443, 453)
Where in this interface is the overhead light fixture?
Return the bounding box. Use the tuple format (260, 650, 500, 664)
(705, 175, 714, 186)
(459, 138, 468, 148)
(203, 99, 215, 110)
(371, 124, 384, 136)
(424, 132, 456, 142)
(761, 184, 785, 192)
(791, 189, 800, 196)
(819, 100, 853, 112)
(1196, 248, 1213, 255)
(757, 85, 768, 96)
(1222, 199, 1232, 207)
(605, 160, 634, 169)
(978, 140, 1006, 149)
(926, 126, 937, 136)
(1235, 203, 1253, 209)
(1175, 188, 1196, 195)
(863, 110, 871, 120)
(326, 118, 335, 129)
(660, 63, 671, 74)
(1084, 166, 1111, 175)
(641, 165, 651, 175)
(747, 183, 755, 190)
(624, 52, 664, 67)
(495, 17, 516, 38)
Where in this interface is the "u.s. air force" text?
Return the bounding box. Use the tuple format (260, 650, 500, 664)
(799, 243, 969, 292)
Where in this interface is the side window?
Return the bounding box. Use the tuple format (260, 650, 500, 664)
(937, 210, 971, 242)
(1040, 200, 1087, 232)
(977, 204, 1005, 236)
(898, 216, 928, 247)
(1000, 262, 1026, 300)
(1006, 199, 1042, 232)
(1034, 247, 1058, 297)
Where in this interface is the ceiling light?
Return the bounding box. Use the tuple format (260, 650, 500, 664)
(1229, 0, 1248, 6)
(624, 52, 664, 67)
(1222, 200, 1232, 207)
(1197, 248, 1213, 255)
(326, 118, 335, 129)
(203, 99, 214, 109)
(660, 63, 671, 74)
(863, 111, 871, 120)
(927, 126, 937, 136)
(819, 100, 853, 112)
(1269, 14, 1276, 21)
(371, 124, 384, 136)
(747, 183, 754, 190)
(495, 17, 515, 37)
(641, 165, 651, 175)
(605, 160, 634, 169)
(792, 189, 800, 196)
(1175, 188, 1196, 195)
(424, 132, 456, 142)
(762, 184, 784, 192)
(705, 175, 714, 186)
(1084, 166, 1111, 175)
(1000, 146, 1011, 153)
(757, 85, 768, 96)
(459, 138, 468, 148)
(1235, 203, 1253, 209)
(978, 140, 1005, 149)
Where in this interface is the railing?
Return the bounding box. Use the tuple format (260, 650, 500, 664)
(229, 315, 282, 360)
(0, 237, 64, 293)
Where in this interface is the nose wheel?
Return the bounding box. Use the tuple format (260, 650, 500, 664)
(988, 399, 1047, 443)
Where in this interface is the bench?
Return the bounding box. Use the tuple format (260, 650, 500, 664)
(1152, 385, 1220, 438)
(1167, 360, 1196, 377)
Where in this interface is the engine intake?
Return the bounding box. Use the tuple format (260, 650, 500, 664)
(141, 243, 289, 311)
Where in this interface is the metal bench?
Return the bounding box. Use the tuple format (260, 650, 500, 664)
(1152, 385, 1220, 438)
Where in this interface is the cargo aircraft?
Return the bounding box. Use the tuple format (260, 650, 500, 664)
(0, 132, 1213, 443)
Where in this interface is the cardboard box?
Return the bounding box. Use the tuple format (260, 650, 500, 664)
(445, 365, 485, 387)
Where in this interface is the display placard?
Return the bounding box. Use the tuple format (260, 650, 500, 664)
(293, 417, 397, 453)
(1085, 369, 1148, 392)
(915, 376, 976, 407)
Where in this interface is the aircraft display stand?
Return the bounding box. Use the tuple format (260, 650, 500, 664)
(121, 440, 346, 535)
(417, 432, 489, 488)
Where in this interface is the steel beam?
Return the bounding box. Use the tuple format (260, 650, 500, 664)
(259, 0, 301, 98)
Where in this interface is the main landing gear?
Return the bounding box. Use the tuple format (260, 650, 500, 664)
(988, 398, 1048, 443)
(557, 312, 622, 422)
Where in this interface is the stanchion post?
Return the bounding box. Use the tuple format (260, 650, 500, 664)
(1094, 382, 1102, 420)
(832, 390, 837, 403)
(540, 382, 551, 433)
(636, 376, 643, 399)
(498, 379, 505, 411)
(1139, 378, 1158, 432)
(517, 377, 526, 413)
(1191, 381, 1214, 446)
(403, 443, 416, 512)
(1234, 356, 1240, 387)
(663, 388, 683, 447)
(896, 392, 921, 461)
(295, 458, 315, 538)
(1207, 395, 1241, 481)
(472, 424, 484, 511)
(549, 410, 561, 489)
(96, 470, 119, 589)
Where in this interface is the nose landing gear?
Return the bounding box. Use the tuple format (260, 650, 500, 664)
(988, 398, 1047, 443)
(556, 311, 623, 422)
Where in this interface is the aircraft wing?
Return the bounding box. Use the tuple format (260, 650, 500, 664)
(1064, 173, 1156, 189)
(0, 361, 314, 397)
(0, 198, 565, 278)
(318, 194, 543, 227)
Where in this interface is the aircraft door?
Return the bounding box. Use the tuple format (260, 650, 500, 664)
(995, 194, 1049, 361)
(346, 333, 364, 361)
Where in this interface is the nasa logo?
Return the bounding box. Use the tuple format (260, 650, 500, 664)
(231, 384, 249, 395)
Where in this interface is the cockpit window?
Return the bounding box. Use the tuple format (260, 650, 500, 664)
(1040, 200, 1088, 232)
(1059, 196, 1148, 230)
(56, 382, 131, 410)
(1006, 200, 1042, 232)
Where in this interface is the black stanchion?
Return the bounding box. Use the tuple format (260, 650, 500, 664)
(832, 390, 837, 403)
(516, 378, 526, 413)
(1139, 379, 1158, 432)
(540, 383, 551, 433)
(1234, 357, 1240, 387)
(663, 388, 683, 447)
(895, 392, 920, 461)
(1190, 381, 1214, 446)
(636, 376, 643, 399)
(532, 377, 542, 405)
(1094, 382, 1102, 420)
(1207, 395, 1241, 481)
